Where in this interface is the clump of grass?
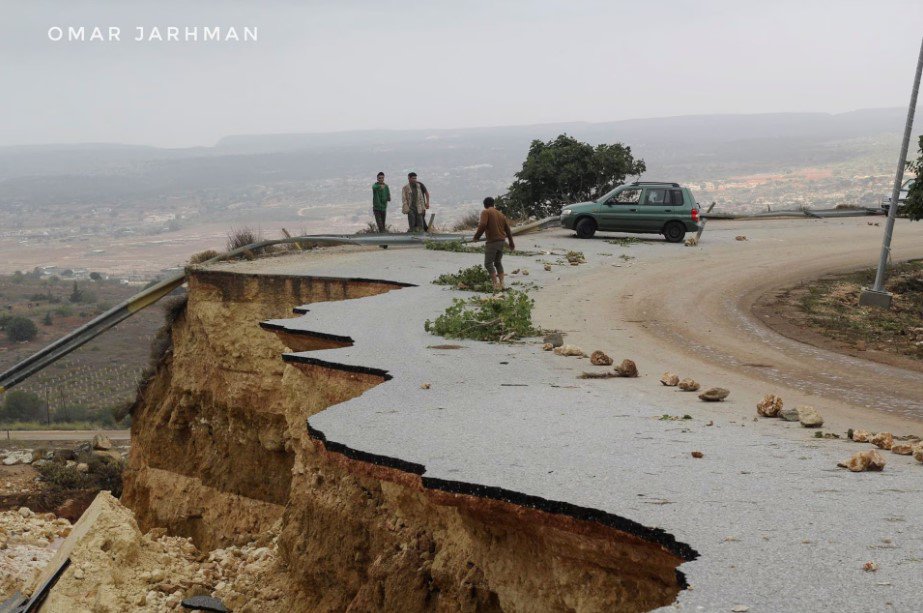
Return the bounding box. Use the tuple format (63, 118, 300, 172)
(605, 237, 643, 246)
(453, 210, 482, 231)
(188, 250, 220, 265)
(424, 290, 539, 342)
(227, 227, 262, 251)
(424, 240, 540, 257)
(433, 266, 494, 292)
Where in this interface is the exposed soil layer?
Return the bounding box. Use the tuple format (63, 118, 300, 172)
(121, 269, 694, 611)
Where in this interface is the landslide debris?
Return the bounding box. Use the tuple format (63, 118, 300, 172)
(838, 450, 887, 472)
(756, 394, 783, 417)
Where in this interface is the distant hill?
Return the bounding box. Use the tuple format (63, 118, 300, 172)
(0, 108, 919, 213)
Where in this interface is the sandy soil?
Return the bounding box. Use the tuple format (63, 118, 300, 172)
(535, 217, 923, 435)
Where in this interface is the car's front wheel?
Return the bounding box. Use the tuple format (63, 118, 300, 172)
(663, 221, 686, 243)
(575, 217, 597, 239)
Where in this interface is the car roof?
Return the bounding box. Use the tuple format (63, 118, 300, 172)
(629, 181, 682, 187)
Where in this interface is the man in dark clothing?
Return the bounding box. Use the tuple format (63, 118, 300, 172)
(472, 197, 515, 291)
(371, 172, 390, 232)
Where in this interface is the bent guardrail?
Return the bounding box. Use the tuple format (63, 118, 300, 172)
(0, 222, 559, 394)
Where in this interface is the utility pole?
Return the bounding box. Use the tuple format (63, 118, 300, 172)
(860, 36, 923, 309)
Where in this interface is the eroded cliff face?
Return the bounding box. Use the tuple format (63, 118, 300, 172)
(122, 268, 693, 612)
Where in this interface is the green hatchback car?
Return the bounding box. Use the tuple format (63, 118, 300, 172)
(560, 181, 701, 242)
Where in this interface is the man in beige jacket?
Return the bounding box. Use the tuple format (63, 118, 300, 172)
(401, 172, 429, 232)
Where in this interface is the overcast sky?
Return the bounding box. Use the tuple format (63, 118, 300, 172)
(1, 0, 922, 148)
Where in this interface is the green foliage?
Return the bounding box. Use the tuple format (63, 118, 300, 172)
(424, 240, 538, 256)
(433, 266, 494, 292)
(2, 390, 46, 421)
(89, 272, 103, 281)
(11, 271, 25, 284)
(497, 134, 646, 219)
(36, 463, 92, 490)
(42, 311, 53, 326)
(5, 315, 37, 342)
(424, 290, 539, 342)
(906, 135, 923, 221)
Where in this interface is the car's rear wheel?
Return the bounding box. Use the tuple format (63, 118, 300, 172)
(663, 221, 686, 243)
(575, 217, 597, 239)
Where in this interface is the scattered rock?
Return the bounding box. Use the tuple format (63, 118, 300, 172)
(779, 407, 800, 421)
(76, 463, 89, 473)
(660, 373, 680, 386)
(543, 264, 552, 272)
(890, 442, 914, 455)
(913, 443, 923, 463)
(684, 236, 698, 247)
(590, 351, 613, 366)
(838, 450, 887, 472)
(699, 388, 730, 402)
(541, 343, 553, 351)
(543, 332, 564, 348)
(863, 561, 879, 572)
(419, 383, 431, 390)
(756, 394, 783, 417)
(798, 406, 824, 428)
(31, 448, 51, 462)
(521, 269, 530, 276)
(870, 432, 894, 451)
(554, 344, 586, 357)
(91, 434, 113, 451)
(74, 568, 85, 580)
(735, 236, 748, 241)
(691, 451, 704, 459)
(181, 595, 230, 612)
(732, 606, 750, 613)
(614, 359, 638, 378)
(678, 378, 700, 392)
(3, 451, 33, 466)
(706, 420, 714, 426)
(851, 429, 871, 443)
(18, 507, 32, 519)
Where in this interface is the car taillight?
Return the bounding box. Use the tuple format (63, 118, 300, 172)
(691, 208, 699, 222)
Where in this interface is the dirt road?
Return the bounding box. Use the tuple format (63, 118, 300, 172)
(535, 217, 923, 434)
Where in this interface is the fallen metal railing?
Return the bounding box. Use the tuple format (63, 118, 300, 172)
(0, 220, 560, 394)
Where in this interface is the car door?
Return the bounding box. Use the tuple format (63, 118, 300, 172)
(636, 187, 669, 231)
(597, 187, 642, 231)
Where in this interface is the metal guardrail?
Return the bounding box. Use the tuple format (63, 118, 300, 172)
(702, 207, 881, 220)
(0, 222, 561, 394)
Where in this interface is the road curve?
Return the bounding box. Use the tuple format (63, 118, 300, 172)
(536, 217, 923, 432)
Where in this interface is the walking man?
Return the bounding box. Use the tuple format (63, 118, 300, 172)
(372, 172, 390, 232)
(401, 172, 429, 232)
(472, 197, 515, 291)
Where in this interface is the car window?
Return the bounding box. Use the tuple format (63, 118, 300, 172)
(611, 188, 641, 204)
(642, 189, 667, 205)
(671, 189, 684, 205)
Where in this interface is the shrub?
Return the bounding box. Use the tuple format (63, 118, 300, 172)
(2, 390, 46, 421)
(424, 290, 539, 342)
(452, 210, 482, 231)
(227, 227, 261, 251)
(433, 266, 494, 292)
(5, 316, 37, 342)
(37, 463, 92, 490)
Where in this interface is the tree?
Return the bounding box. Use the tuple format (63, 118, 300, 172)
(69, 281, 83, 303)
(1, 390, 45, 422)
(905, 135, 923, 221)
(11, 271, 25, 284)
(5, 316, 37, 342)
(497, 134, 646, 219)
(42, 311, 53, 326)
(89, 272, 103, 281)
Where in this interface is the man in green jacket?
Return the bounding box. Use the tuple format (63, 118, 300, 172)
(372, 171, 391, 233)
